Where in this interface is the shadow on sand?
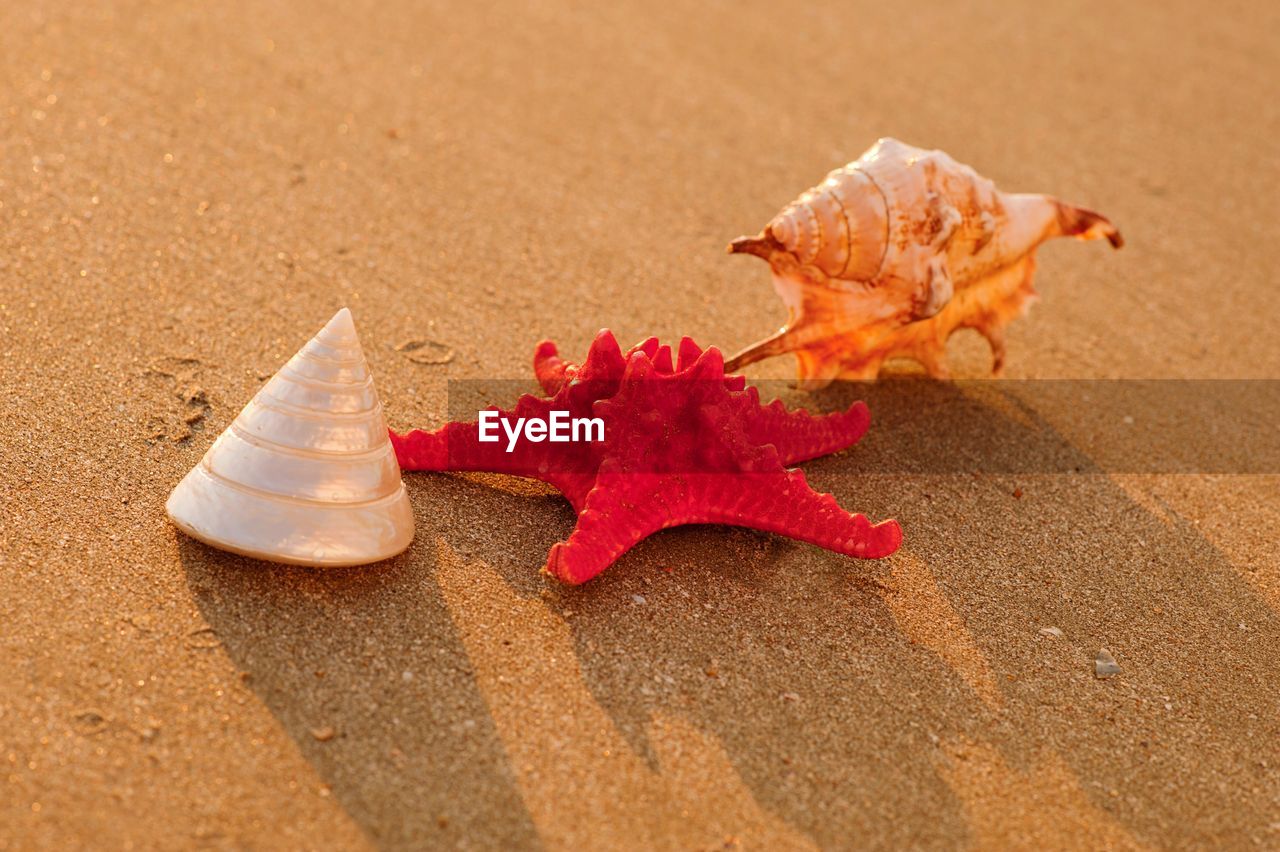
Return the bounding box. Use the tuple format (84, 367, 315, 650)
(178, 529, 542, 848)
(183, 379, 1280, 848)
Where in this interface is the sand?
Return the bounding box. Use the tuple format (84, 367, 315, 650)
(2, 0, 1279, 848)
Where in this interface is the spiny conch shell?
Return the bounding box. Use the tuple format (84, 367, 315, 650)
(726, 138, 1123, 386)
(165, 308, 414, 566)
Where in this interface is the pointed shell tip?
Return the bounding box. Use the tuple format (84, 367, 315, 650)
(319, 306, 356, 338)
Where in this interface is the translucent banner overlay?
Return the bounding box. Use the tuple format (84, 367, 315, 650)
(434, 379, 1280, 474)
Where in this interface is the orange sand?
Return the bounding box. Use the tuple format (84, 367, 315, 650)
(2, 1, 1278, 848)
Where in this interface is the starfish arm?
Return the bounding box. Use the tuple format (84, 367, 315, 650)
(687, 471, 902, 560)
(545, 470, 900, 585)
(544, 472, 678, 584)
(744, 392, 872, 466)
(392, 422, 598, 508)
(394, 391, 563, 470)
(390, 419, 552, 474)
(389, 421, 543, 481)
(391, 392, 605, 506)
(390, 424, 458, 471)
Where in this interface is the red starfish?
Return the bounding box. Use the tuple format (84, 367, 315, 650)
(391, 331, 901, 584)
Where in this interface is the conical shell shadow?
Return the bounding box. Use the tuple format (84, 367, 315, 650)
(166, 308, 414, 566)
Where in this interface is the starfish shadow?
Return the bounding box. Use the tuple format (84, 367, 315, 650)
(526, 379, 1280, 848)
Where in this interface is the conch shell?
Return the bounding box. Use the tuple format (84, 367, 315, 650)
(166, 308, 414, 566)
(727, 138, 1122, 385)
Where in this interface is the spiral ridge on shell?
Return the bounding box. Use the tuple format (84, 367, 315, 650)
(766, 164, 889, 282)
(728, 138, 1124, 385)
(165, 308, 414, 566)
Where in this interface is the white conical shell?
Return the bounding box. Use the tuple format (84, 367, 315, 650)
(165, 308, 414, 566)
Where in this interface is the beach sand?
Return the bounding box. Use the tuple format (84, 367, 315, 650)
(2, 0, 1278, 848)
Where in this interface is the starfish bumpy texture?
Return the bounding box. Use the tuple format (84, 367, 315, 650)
(391, 330, 901, 584)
